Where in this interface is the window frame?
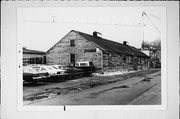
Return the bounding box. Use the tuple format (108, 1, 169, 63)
(70, 39, 75, 47)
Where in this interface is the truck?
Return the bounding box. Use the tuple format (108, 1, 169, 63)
(75, 61, 96, 76)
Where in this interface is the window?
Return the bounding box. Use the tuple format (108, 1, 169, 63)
(32, 67, 40, 71)
(123, 56, 126, 62)
(80, 63, 88, 66)
(23, 67, 36, 72)
(46, 66, 55, 70)
(70, 40, 75, 47)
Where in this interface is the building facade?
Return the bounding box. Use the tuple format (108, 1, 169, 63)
(47, 30, 149, 72)
(23, 48, 46, 65)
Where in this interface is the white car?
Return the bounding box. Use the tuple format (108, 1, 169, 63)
(53, 65, 67, 69)
(31, 65, 67, 77)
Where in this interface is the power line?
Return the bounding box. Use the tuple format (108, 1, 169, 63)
(24, 19, 142, 27)
(142, 11, 161, 34)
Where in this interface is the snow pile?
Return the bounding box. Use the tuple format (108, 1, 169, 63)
(93, 70, 136, 76)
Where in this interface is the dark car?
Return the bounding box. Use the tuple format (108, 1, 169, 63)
(53, 65, 83, 79)
(75, 61, 96, 76)
(23, 66, 49, 83)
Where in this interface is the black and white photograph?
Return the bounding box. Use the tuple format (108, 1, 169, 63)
(19, 7, 165, 106)
(1, 1, 179, 119)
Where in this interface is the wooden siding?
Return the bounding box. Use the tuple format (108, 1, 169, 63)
(103, 52, 149, 72)
(47, 30, 149, 72)
(46, 31, 103, 69)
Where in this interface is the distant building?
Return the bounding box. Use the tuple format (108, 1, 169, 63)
(149, 48, 161, 68)
(141, 40, 161, 68)
(141, 50, 150, 57)
(23, 48, 46, 65)
(47, 30, 149, 72)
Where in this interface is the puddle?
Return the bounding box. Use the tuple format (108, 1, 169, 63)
(99, 85, 130, 93)
(107, 85, 130, 91)
(140, 78, 152, 83)
(24, 86, 82, 101)
(86, 85, 130, 99)
(24, 80, 131, 101)
(24, 94, 49, 101)
(24, 69, 160, 102)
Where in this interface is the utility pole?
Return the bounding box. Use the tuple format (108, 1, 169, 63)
(142, 11, 161, 40)
(142, 12, 145, 50)
(142, 11, 161, 68)
(141, 11, 161, 49)
(52, 16, 55, 23)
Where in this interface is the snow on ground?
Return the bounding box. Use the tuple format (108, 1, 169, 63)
(93, 70, 138, 76)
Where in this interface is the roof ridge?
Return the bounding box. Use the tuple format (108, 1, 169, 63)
(74, 30, 149, 58)
(23, 48, 45, 52)
(73, 30, 125, 45)
(47, 30, 148, 58)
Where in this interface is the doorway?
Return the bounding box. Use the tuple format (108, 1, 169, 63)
(70, 54, 75, 66)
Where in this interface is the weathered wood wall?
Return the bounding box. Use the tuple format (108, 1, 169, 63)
(47, 30, 149, 72)
(46, 31, 103, 69)
(103, 52, 149, 72)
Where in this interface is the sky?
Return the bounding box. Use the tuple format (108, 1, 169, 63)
(18, 7, 166, 52)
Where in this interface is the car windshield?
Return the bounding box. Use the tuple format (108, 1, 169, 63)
(24, 67, 36, 72)
(32, 67, 40, 71)
(54, 65, 67, 69)
(61, 66, 67, 69)
(46, 66, 55, 70)
(80, 63, 88, 66)
(53, 66, 58, 69)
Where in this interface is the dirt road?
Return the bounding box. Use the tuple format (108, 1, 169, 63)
(23, 69, 161, 105)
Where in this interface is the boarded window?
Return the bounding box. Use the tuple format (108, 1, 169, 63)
(70, 40, 75, 47)
(123, 56, 126, 62)
(84, 49, 96, 52)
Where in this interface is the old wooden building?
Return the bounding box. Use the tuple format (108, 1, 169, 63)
(47, 30, 149, 72)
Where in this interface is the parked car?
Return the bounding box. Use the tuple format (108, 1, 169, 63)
(23, 66, 49, 83)
(31, 65, 67, 80)
(75, 61, 96, 76)
(53, 65, 83, 78)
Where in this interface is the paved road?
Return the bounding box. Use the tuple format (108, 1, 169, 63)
(23, 69, 161, 105)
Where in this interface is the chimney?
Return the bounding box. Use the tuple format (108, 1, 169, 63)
(123, 41, 128, 45)
(93, 31, 102, 38)
(23, 47, 27, 49)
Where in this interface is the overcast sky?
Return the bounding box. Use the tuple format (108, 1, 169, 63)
(18, 7, 166, 52)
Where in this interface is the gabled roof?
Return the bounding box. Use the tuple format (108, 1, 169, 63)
(73, 30, 149, 58)
(23, 48, 46, 55)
